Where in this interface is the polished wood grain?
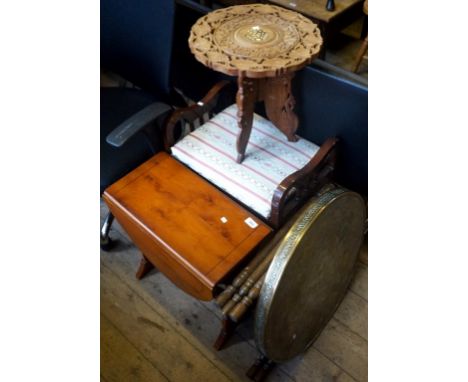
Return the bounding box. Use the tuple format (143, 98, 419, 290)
(103, 152, 272, 301)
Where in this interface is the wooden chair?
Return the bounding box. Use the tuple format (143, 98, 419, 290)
(353, 0, 368, 73)
(164, 81, 338, 229)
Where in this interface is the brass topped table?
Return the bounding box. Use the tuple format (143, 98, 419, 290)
(189, 4, 322, 162)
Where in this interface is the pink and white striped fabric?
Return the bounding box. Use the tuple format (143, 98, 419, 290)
(171, 104, 320, 219)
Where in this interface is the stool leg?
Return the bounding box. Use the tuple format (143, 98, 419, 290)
(136, 254, 154, 280)
(263, 73, 299, 142)
(353, 36, 368, 73)
(236, 74, 257, 163)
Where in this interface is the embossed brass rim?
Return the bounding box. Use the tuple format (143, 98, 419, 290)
(254, 187, 365, 361)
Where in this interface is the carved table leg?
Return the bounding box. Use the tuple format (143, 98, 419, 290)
(213, 316, 237, 350)
(236, 73, 258, 163)
(262, 72, 299, 142)
(135, 254, 154, 280)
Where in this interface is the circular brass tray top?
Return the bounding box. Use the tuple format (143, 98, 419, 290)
(255, 187, 366, 362)
(188, 4, 322, 78)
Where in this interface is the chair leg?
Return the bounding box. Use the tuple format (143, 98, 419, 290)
(100, 212, 115, 251)
(352, 36, 368, 73)
(136, 254, 154, 280)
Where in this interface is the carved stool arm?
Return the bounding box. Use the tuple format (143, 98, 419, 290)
(270, 137, 338, 227)
(164, 81, 231, 151)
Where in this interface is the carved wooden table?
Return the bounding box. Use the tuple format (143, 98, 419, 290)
(189, 4, 322, 163)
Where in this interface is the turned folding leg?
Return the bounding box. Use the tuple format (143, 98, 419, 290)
(135, 254, 155, 280)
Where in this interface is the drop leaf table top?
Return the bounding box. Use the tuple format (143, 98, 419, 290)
(103, 152, 272, 300)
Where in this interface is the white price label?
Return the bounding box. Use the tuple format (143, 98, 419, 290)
(244, 217, 258, 229)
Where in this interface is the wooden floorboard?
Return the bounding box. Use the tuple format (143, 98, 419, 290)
(100, 201, 368, 381)
(101, 314, 169, 382)
(334, 290, 368, 340)
(101, 263, 238, 382)
(101, 226, 292, 382)
(314, 319, 368, 382)
(349, 263, 368, 301)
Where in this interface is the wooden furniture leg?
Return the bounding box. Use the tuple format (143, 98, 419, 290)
(246, 356, 275, 382)
(135, 254, 154, 280)
(246, 356, 265, 379)
(236, 74, 258, 163)
(236, 72, 300, 163)
(353, 36, 368, 73)
(262, 73, 299, 142)
(213, 316, 237, 350)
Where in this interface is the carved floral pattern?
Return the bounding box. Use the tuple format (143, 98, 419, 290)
(189, 4, 322, 77)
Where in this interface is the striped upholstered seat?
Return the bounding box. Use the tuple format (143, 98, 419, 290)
(171, 104, 320, 220)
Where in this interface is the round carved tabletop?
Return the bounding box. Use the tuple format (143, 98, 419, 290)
(189, 4, 323, 78)
(254, 187, 366, 362)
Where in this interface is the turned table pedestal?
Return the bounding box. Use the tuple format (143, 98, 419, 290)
(189, 4, 323, 163)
